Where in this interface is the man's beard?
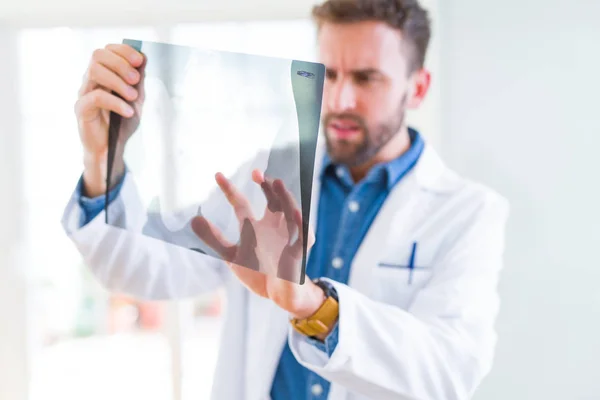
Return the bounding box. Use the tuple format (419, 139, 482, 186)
(323, 95, 407, 167)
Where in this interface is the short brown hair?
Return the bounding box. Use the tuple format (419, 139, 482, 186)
(311, 0, 431, 73)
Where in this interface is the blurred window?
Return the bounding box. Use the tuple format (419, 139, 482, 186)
(18, 20, 316, 400)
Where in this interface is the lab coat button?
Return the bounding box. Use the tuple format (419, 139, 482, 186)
(332, 257, 344, 269)
(311, 383, 323, 396)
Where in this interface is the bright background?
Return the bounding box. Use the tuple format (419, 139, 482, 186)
(1, 0, 598, 399)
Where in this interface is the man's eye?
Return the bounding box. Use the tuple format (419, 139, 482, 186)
(354, 74, 371, 84)
(325, 70, 337, 80)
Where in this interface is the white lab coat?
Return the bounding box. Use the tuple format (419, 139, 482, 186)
(61, 141, 509, 400)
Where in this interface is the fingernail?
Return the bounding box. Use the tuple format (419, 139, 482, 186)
(131, 52, 143, 64)
(128, 70, 139, 82)
(127, 86, 138, 98)
(123, 104, 134, 117)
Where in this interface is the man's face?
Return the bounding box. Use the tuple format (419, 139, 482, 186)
(318, 20, 417, 166)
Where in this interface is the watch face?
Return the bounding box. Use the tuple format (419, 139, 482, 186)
(314, 278, 338, 301)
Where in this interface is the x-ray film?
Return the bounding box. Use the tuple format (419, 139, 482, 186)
(105, 39, 324, 284)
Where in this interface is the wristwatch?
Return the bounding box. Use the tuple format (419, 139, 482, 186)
(290, 278, 339, 337)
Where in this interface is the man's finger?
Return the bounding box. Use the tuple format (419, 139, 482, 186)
(190, 216, 237, 261)
(289, 208, 310, 258)
(105, 43, 145, 68)
(251, 169, 264, 184)
(80, 46, 141, 98)
(273, 179, 300, 210)
(254, 169, 283, 213)
(260, 180, 282, 213)
(236, 218, 260, 271)
(133, 54, 147, 110)
(215, 172, 254, 222)
(75, 89, 135, 121)
(86, 62, 139, 103)
(276, 208, 306, 282)
(273, 179, 300, 239)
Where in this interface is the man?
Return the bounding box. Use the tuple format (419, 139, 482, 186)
(63, 0, 510, 399)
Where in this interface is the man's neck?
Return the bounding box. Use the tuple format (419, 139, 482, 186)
(349, 126, 412, 182)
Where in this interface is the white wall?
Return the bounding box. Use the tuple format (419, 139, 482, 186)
(439, 1, 600, 399)
(405, 0, 442, 149)
(0, 26, 30, 400)
(1, 0, 320, 27)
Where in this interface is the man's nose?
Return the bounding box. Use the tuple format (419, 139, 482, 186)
(328, 80, 357, 112)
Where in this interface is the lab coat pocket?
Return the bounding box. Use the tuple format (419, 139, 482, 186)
(373, 242, 433, 309)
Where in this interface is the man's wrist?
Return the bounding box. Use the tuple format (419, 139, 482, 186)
(290, 280, 326, 320)
(82, 152, 125, 198)
(289, 279, 339, 339)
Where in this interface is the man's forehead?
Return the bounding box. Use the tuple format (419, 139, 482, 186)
(317, 21, 407, 72)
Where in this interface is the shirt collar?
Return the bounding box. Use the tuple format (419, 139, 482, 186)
(320, 127, 425, 189)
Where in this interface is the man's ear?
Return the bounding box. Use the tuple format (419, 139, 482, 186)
(406, 68, 431, 109)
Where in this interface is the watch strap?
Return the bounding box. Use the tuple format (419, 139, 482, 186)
(290, 278, 339, 337)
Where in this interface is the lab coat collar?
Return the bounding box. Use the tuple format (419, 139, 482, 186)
(314, 136, 460, 194)
(412, 142, 462, 193)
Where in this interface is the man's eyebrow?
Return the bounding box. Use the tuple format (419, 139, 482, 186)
(350, 68, 382, 76)
(325, 68, 383, 76)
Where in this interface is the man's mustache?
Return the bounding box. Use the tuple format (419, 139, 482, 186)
(322, 113, 367, 129)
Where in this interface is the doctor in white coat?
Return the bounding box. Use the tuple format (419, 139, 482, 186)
(63, 0, 509, 399)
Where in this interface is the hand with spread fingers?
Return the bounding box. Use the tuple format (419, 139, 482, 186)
(190, 169, 326, 319)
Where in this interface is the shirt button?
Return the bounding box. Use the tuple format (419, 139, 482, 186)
(332, 257, 344, 269)
(348, 200, 360, 212)
(336, 167, 344, 178)
(311, 383, 323, 396)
